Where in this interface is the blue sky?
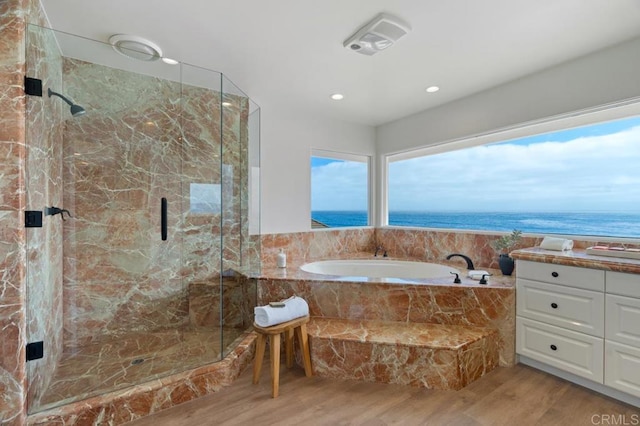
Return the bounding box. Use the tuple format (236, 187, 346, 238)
(312, 116, 640, 212)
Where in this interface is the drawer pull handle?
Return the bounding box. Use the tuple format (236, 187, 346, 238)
(550, 344, 557, 351)
(551, 303, 558, 309)
(551, 272, 559, 278)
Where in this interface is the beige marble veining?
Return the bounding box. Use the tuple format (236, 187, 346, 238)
(307, 317, 499, 390)
(258, 253, 515, 367)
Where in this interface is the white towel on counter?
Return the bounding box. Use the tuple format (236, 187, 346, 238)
(539, 236, 574, 251)
(254, 296, 309, 327)
(468, 270, 490, 280)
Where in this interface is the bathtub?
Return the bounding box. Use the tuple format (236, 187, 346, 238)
(300, 259, 460, 280)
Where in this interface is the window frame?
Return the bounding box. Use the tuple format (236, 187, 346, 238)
(382, 101, 640, 239)
(311, 149, 374, 230)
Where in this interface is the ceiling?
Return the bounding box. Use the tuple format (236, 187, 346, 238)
(41, 0, 640, 126)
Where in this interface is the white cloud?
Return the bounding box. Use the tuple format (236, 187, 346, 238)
(312, 160, 367, 210)
(389, 125, 640, 212)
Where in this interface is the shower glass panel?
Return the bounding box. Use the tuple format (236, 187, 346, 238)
(24, 25, 259, 414)
(220, 76, 261, 357)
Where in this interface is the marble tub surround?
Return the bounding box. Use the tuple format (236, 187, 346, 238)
(375, 228, 545, 271)
(258, 268, 515, 367)
(27, 332, 256, 425)
(260, 228, 375, 266)
(307, 318, 499, 389)
(260, 255, 513, 288)
(261, 228, 542, 271)
(511, 246, 640, 274)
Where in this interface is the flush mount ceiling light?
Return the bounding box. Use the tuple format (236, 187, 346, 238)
(343, 13, 411, 56)
(109, 34, 163, 62)
(426, 86, 440, 93)
(330, 93, 344, 100)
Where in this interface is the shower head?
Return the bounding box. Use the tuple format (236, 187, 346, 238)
(48, 88, 86, 117)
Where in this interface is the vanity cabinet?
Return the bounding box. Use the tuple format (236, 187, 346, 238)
(604, 271, 640, 398)
(516, 261, 605, 382)
(516, 260, 640, 402)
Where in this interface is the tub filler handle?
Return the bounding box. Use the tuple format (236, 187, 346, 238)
(450, 272, 461, 284)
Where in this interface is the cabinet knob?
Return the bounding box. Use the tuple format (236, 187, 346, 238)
(551, 303, 558, 309)
(551, 272, 559, 278)
(550, 344, 557, 351)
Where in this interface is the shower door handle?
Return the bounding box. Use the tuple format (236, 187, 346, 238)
(161, 197, 167, 241)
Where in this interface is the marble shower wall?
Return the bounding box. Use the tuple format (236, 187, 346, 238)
(61, 57, 188, 346)
(61, 58, 253, 345)
(0, 0, 54, 423)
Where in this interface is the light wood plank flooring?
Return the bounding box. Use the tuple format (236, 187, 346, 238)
(128, 363, 639, 425)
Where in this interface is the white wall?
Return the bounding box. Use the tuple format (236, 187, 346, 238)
(260, 107, 375, 234)
(377, 36, 640, 155)
(260, 36, 640, 234)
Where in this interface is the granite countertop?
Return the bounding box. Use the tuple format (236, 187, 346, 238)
(511, 247, 640, 274)
(257, 253, 514, 289)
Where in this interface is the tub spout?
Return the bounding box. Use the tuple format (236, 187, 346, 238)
(445, 253, 475, 270)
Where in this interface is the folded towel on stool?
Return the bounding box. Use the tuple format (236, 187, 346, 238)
(539, 236, 574, 251)
(254, 296, 309, 327)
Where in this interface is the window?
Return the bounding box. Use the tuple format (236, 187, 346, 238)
(387, 115, 640, 238)
(311, 150, 369, 228)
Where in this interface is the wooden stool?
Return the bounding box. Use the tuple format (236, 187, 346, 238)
(252, 315, 313, 398)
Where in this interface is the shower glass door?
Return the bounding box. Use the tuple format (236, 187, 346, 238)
(24, 25, 253, 413)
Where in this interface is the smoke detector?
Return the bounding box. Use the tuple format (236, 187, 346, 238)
(343, 13, 411, 56)
(109, 34, 163, 62)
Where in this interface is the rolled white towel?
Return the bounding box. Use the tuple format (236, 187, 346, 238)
(539, 236, 574, 251)
(468, 270, 490, 280)
(254, 296, 309, 327)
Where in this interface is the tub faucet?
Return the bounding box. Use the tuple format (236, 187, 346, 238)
(374, 246, 388, 257)
(446, 253, 475, 270)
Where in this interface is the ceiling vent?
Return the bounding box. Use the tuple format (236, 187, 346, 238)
(343, 13, 411, 56)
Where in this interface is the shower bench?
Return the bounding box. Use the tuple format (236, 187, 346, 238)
(305, 317, 499, 390)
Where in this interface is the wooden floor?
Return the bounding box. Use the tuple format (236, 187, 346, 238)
(128, 363, 639, 426)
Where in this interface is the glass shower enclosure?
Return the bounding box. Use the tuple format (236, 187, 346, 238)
(24, 25, 260, 413)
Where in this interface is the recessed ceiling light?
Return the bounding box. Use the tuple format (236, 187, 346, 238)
(162, 57, 179, 65)
(331, 93, 344, 100)
(426, 86, 440, 93)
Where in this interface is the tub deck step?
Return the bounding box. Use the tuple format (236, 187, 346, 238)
(306, 317, 499, 390)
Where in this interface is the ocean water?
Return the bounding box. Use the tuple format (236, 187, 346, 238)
(311, 211, 640, 238)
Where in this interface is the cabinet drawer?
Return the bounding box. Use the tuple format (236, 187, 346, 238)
(605, 341, 640, 398)
(606, 271, 640, 298)
(516, 260, 604, 291)
(517, 279, 604, 337)
(606, 294, 640, 346)
(516, 317, 603, 382)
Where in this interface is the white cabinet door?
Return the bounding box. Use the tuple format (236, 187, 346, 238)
(517, 317, 604, 382)
(607, 271, 640, 298)
(606, 294, 640, 347)
(517, 279, 604, 337)
(605, 341, 640, 398)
